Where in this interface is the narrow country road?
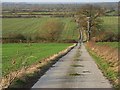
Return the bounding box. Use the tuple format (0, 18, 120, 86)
(32, 43, 112, 88)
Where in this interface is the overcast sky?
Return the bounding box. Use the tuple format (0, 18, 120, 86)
(1, 0, 119, 3)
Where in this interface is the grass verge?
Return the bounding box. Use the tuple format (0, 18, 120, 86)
(86, 47, 119, 88)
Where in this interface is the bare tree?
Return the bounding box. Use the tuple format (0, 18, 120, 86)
(76, 5, 105, 41)
(41, 20, 64, 41)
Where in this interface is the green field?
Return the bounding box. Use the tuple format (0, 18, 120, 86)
(97, 16, 119, 47)
(2, 43, 72, 76)
(2, 17, 78, 40)
(2, 17, 78, 76)
(101, 16, 118, 33)
(96, 42, 119, 49)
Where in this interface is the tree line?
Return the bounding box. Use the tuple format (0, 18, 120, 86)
(75, 4, 119, 42)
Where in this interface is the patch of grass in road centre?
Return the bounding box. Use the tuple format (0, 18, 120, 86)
(69, 73, 81, 76)
(87, 48, 118, 88)
(2, 43, 72, 76)
(71, 64, 84, 67)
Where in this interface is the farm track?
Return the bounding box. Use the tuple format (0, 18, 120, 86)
(32, 43, 112, 88)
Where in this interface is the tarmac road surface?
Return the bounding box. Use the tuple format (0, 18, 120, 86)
(32, 43, 112, 88)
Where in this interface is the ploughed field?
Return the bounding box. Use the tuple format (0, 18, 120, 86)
(2, 43, 72, 76)
(2, 17, 78, 41)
